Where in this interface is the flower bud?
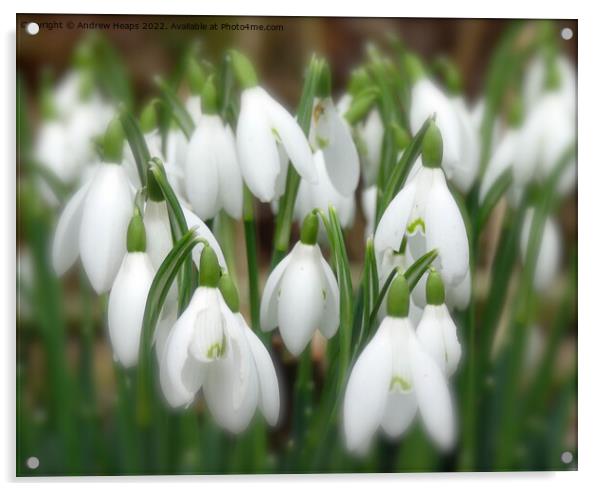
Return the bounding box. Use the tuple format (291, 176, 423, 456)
(187, 57, 206, 95)
(422, 120, 443, 169)
(103, 116, 125, 163)
(348, 67, 371, 96)
(316, 62, 332, 99)
(433, 57, 463, 95)
(126, 208, 147, 253)
(404, 52, 426, 84)
(229, 50, 258, 89)
(426, 269, 445, 306)
(199, 246, 222, 288)
(140, 101, 158, 133)
(390, 122, 410, 152)
(300, 212, 319, 245)
(387, 272, 410, 318)
(345, 87, 380, 125)
(201, 76, 218, 115)
(218, 273, 240, 313)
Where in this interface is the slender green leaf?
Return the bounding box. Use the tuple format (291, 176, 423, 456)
(120, 110, 151, 186)
(155, 77, 195, 139)
(478, 168, 513, 230)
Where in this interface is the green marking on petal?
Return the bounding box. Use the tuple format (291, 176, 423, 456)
(322, 289, 327, 300)
(407, 218, 426, 235)
(390, 375, 412, 392)
(271, 127, 282, 143)
(206, 342, 225, 360)
(316, 135, 329, 149)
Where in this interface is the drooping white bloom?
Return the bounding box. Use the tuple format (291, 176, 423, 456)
(52, 162, 134, 293)
(236, 86, 317, 202)
(159, 286, 280, 432)
(357, 109, 384, 186)
(479, 127, 522, 204)
(410, 79, 479, 192)
(343, 314, 455, 453)
(309, 97, 360, 197)
(184, 114, 243, 220)
(520, 208, 562, 292)
(107, 251, 155, 368)
(260, 235, 339, 356)
(374, 163, 469, 297)
(415, 270, 462, 377)
(523, 55, 576, 114)
(185, 95, 203, 126)
(294, 151, 356, 229)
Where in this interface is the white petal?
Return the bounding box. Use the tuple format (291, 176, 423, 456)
(107, 253, 155, 368)
(416, 304, 461, 377)
(236, 88, 281, 202)
(479, 130, 519, 203)
(358, 109, 384, 186)
(374, 179, 418, 255)
(185, 95, 203, 126)
(520, 209, 562, 291)
(277, 243, 326, 356)
(260, 253, 293, 332)
(410, 79, 461, 173)
(188, 302, 226, 362)
(263, 88, 317, 184)
(449, 97, 479, 193)
(184, 117, 220, 220)
(243, 322, 280, 426)
(381, 391, 418, 438)
(343, 318, 393, 453)
(143, 200, 173, 271)
(52, 177, 92, 275)
(424, 170, 469, 285)
(409, 331, 455, 450)
(79, 164, 133, 293)
(447, 269, 471, 311)
(361, 185, 377, 239)
(318, 255, 340, 339)
(160, 292, 206, 407)
(203, 319, 259, 433)
(312, 98, 360, 196)
(217, 125, 243, 219)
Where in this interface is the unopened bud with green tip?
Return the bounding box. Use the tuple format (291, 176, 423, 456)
(126, 208, 146, 253)
(345, 86, 380, 125)
(426, 269, 445, 306)
(218, 273, 240, 313)
(229, 50, 258, 90)
(201, 76, 218, 114)
(199, 246, 222, 288)
(391, 122, 411, 152)
(404, 52, 426, 85)
(300, 212, 319, 245)
(187, 57, 206, 95)
(103, 117, 125, 163)
(316, 62, 332, 98)
(140, 101, 158, 133)
(422, 120, 443, 169)
(348, 67, 371, 96)
(387, 272, 410, 318)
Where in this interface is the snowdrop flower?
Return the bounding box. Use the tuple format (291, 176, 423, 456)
(520, 208, 562, 292)
(407, 55, 479, 193)
(374, 122, 469, 298)
(343, 274, 455, 453)
(523, 54, 576, 114)
(107, 209, 155, 368)
(416, 270, 462, 377)
(185, 95, 203, 126)
(231, 51, 317, 202)
(260, 212, 339, 356)
(52, 118, 134, 294)
(294, 151, 356, 229)
(184, 79, 243, 220)
(308, 66, 360, 197)
(160, 248, 280, 432)
(357, 109, 384, 186)
(142, 170, 227, 272)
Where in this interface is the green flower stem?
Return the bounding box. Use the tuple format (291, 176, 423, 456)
(494, 144, 575, 469)
(243, 186, 261, 330)
(271, 56, 325, 268)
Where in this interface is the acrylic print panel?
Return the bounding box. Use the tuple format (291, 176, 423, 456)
(16, 14, 577, 476)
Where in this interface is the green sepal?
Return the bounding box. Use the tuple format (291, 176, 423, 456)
(387, 273, 410, 318)
(300, 212, 319, 245)
(316, 62, 332, 98)
(218, 273, 240, 313)
(187, 57, 206, 95)
(139, 101, 158, 133)
(344, 87, 380, 125)
(103, 116, 125, 163)
(404, 52, 426, 84)
(198, 246, 221, 288)
(228, 50, 258, 89)
(426, 269, 445, 305)
(126, 208, 147, 253)
(422, 120, 443, 169)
